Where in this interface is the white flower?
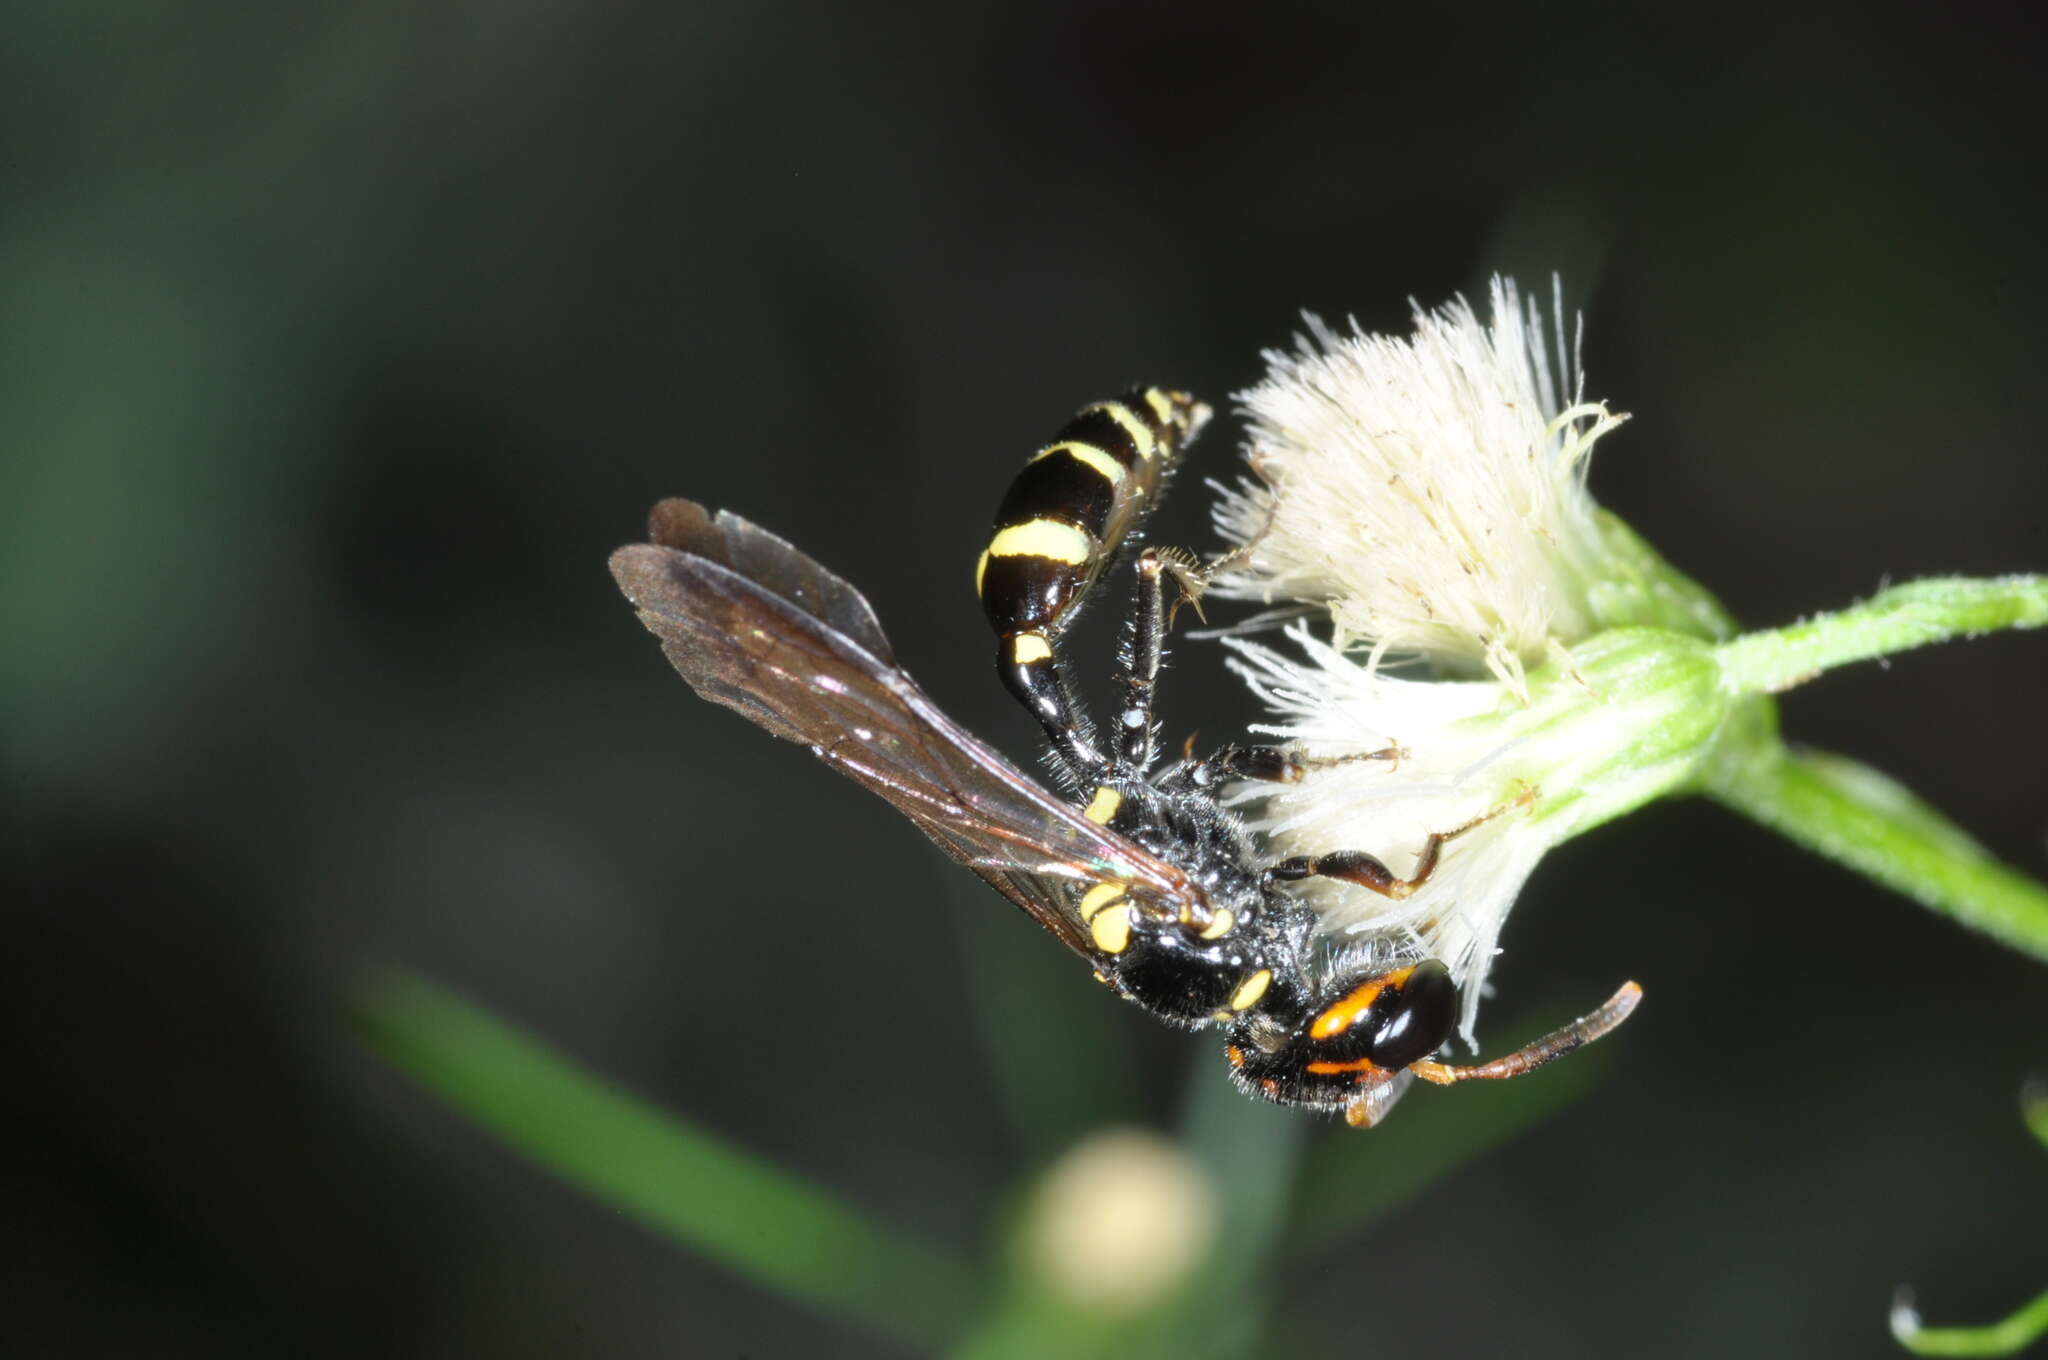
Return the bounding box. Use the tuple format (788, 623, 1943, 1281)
(1212, 277, 1627, 699)
(1211, 279, 1729, 1044)
(1226, 630, 1543, 1041)
(1227, 625, 1719, 1043)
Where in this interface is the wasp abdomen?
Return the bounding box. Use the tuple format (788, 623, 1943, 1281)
(976, 388, 1209, 763)
(978, 389, 1206, 636)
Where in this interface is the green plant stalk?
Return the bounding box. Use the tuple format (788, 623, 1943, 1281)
(1715, 576, 2048, 696)
(1706, 745, 2048, 963)
(1889, 1087, 2048, 1356)
(358, 973, 975, 1350)
(1893, 1289, 2048, 1358)
(1155, 1054, 1313, 1360)
(1691, 574, 2048, 961)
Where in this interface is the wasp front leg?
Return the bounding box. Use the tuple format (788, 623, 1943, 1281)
(1116, 545, 1238, 769)
(1263, 793, 1526, 900)
(1185, 739, 1409, 793)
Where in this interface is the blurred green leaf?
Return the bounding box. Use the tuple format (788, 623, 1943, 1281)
(358, 972, 977, 1350)
(2021, 1079, 2048, 1153)
(953, 1009, 1612, 1360)
(944, 1056, 1308, 1360)
(953, 876, 1144, 1155)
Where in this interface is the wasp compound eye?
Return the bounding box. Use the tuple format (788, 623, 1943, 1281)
(1367, 959, 1457, 1069)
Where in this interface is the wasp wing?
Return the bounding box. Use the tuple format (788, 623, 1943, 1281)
(609, 498, 1205, 958)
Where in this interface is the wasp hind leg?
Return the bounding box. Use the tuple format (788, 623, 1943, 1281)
(1115, 537, 1385, 777)
(997, 539, 1219, 779)
(997, 630, 1105, 775)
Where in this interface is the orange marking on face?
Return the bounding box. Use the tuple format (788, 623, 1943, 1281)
(1307, 966, 1415, 1041)
(1306, 1057, 1386, 1077)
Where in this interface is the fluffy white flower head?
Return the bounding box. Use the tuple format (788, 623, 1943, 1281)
(1228, 632, 1546, 1041)
(1214, 277, 1625, 699)
(1213, 279, 1728, 1044)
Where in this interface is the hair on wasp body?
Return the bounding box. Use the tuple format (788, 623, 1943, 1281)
(610, 387, 1639, 1128)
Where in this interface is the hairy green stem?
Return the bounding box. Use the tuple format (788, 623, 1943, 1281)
(1706, 748, 2048, 963)
(1716, 575, 2048, 696)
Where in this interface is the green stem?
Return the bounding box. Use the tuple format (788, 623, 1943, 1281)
(1893, 1289, 2048, 1357)
(1706, 747, 2048, 964)
(1159, 1053, 1311, 1359)
(1715, 576, 2048, 696)
(358, 973, 975, 1349)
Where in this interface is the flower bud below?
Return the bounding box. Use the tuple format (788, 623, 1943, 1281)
(1020, 1128, 1219, 1318)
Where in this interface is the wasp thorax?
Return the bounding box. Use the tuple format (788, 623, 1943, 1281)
(1109, 910, 1266, 1027)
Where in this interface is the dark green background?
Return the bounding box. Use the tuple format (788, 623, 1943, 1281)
(7, 2, 2045, 1356)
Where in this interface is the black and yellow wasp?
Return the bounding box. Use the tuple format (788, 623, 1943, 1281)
(609, 388, 1637, 1127)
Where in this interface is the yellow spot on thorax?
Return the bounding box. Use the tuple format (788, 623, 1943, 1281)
(1197, 907, 1235, 941)
(1082, 785, 1122, 825)
(1009, 632, 1053, 664)
(987, 518, 1092, 564)
(1228, 969, 1272, 1012)
(1089, 902, 1133, 954)
(1031, 440, 1126, 485)
(1078, 882, 1126, 922)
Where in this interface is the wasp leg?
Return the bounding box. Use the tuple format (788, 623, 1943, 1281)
(1410, 982, 1643, 1085)
(1118, 515, 1309, 771)
(1305, 743, 1411, 775)
(998, 633, 1104, 775)
(1193, 742, 1303, 785)
(1189, 741, 1409, 790)
(1113, 549, 1177, 769)
(1262, 792, 1527, 900)
(1342, 1070, 1416, 1129)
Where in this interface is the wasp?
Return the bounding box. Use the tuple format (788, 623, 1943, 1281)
(610, 388, 1638, 1127)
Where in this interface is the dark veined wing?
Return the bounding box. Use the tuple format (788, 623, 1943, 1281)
(609, 498, 1206, 957)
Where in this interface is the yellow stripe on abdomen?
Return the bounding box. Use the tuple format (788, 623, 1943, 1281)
(1083, 402, 1157, 462)
(1029, 441, 1127, 486)
(986, 518, 1093, 565)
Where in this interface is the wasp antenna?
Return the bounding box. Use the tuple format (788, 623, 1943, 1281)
(1409, 981, 1643, 1086)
